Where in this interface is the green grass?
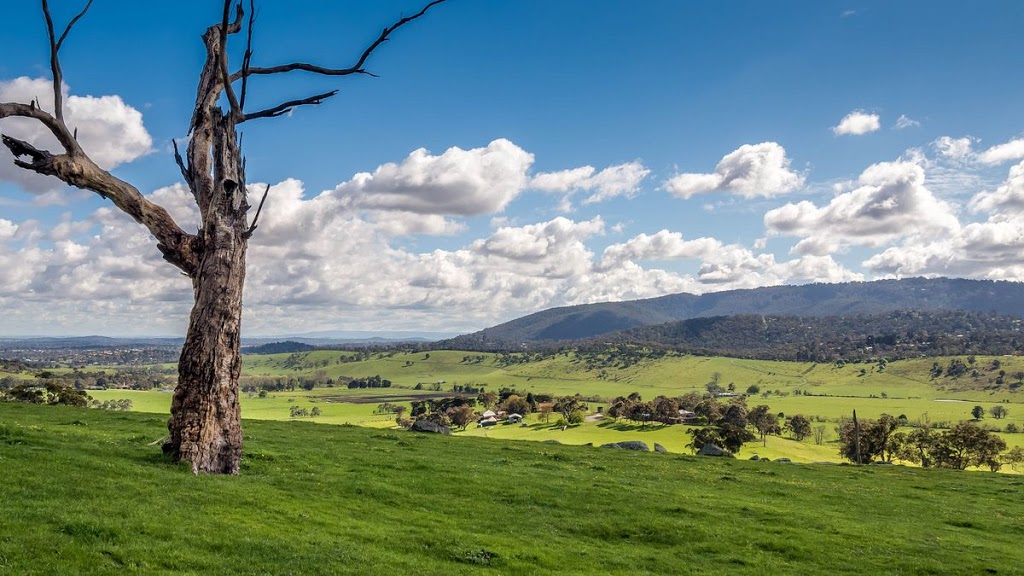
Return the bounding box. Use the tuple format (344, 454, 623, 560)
(1, 402, 1023, 575)
(87, 350, 1024, 459)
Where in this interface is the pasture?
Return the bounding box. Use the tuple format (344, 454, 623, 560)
(85, 350, 1024, 460)
(1, 402, 1022, 575)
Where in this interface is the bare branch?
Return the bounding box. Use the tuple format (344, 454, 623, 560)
(55, 0, 94, 52)
(41, 0, 65, 123)
(219, 0, 242, 118)
(1, 134, 198, 275)
(240, 90, 338, 123)
(0, 102, 79, 154)
(172, 138, 191, 186)
(1, 134, 52, 171)
(37, 1, 94, 138)
(243, 184, 271, 239)
(232, 0, 446, 81)
(239, 0, 256, 111)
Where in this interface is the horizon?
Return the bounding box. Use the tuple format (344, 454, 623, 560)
(2, 1, 1023, 336)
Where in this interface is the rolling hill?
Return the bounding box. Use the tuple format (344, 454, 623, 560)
(444, 278, 1024, 349)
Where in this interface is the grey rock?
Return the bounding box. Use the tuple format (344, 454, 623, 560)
(409, 420, 451, 435)
(654, 443, 669, 454)
(600, 441, 650, 451)
(774, 457, 792, 463)
(697, 443, 734, 457)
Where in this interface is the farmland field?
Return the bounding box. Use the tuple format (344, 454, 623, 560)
(84, 350, 1024, 461)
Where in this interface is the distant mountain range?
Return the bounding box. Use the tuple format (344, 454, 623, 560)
(0, 331, 457, 352)
(442, 278, 1024, 350)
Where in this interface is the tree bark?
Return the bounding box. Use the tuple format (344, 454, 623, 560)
(165, 235, 246, 474)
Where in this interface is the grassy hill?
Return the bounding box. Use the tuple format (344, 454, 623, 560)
(1, 402, 1023, 575)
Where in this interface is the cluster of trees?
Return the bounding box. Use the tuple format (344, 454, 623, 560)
(837, 414, 1009, 471)
(90, 399, 133, 411)
(241, 374, 332, 394)
(403, 391, 587, 430)
(289, 405, 322, 418)
(1, 382, 91, 407)
(408, 396, 477, 430)
(678, 394, 812, 453)
(583, 310, 1024, 362)
(607, 393, 682, 425)
(374, 402, 407, 416)
(0, 368, 173, 393)
(347, 375, 392, 389)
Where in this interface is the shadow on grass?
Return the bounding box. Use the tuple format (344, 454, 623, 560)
(596, 421, 671, 433)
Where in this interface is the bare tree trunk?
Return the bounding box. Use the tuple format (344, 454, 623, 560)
(165, 217, 247, 474)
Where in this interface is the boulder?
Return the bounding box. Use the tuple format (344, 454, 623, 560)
(409, 420, 451, 435)
(774, 457, 792, 463)
(697, 443, 734, 457)
(600, 441, 650, 451)
(749, 455, 760, 461)
(543, 439, 561, 444)
(653, 443, 669, 454)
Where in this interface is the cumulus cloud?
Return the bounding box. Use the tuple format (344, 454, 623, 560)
(863, 219, 1024, 279)
(663, 142, 804, 199)
(977, 138, 1024, 165)
(530, 161, 650, 209)
(333, 138, 534, 215)
(598, 230, 861, 286)
(832, 110, 881, 136)
(0, 77, 153, 195)
(969, 160, 1024, 217)
(765, 160, 960, 255)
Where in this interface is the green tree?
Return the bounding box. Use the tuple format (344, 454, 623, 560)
(971, 405, 985, 420)
(447, 404, 476, 430)
(1002, 446, 1024, 472)
(500, 395, 531, 416)
(989, 405, 1008, 419)
(748, 405, 780, 446)
(932, 422, 1006, 471)
(785, 415, 812, 441)
(553, 395, 588, 423)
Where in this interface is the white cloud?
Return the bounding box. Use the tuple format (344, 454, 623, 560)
(894, 114, 920, 130)
(977, 138, 1024, 165)
(530, 161, 650, 208)
(598, 230, 862, 286)
(0, 77, 153, 195)
(969, 159, 1024, 217)
(932, 136, 976, 162)
(832, 110, 881, 136)
(765, 160, 960, 255)
(334, 138, 534, 215)
(663, 142, 804, 199)
(863, 219, 1024, 279)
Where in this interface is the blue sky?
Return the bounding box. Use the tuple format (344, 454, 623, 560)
(1, 1, 1023, 336)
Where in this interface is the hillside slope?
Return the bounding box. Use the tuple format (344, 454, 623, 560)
(444, 278, 1024, 348)
(2, 403, 1023, 575)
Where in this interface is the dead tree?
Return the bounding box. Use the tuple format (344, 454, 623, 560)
(0, 0, 446, 474)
